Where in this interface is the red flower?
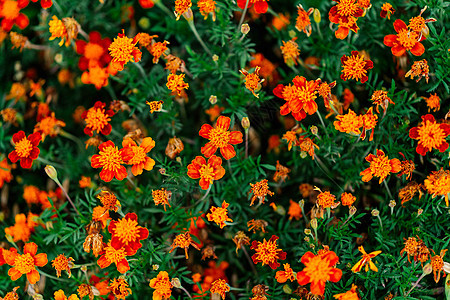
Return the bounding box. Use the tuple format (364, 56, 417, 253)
(75, 31, 112, 71)
(81, 101, 114, 136)
(199, 116, 243, 160)
(340, 51, 373, 83)
(237, 0, 268, 14)
(8, 131, 40, 169)
(139, 0, 154, 8)
(383, 19, 425, 57)
(30, 0, 52, 8)
(91, 141, 133, 182)
(109, 213, 149, 256)
(0, 0, 29, 31)
(187, 155, 225, 190)
(250, 235, 287, 269)
(97, 242, 129, 274)
(409, 114, 450, 156)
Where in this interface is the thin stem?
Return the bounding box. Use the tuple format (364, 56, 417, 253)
(25, 42, 51, 51)
(382, 179, 393, 199)
(52, 0, 64, 15)
(237, 0, 250, 31)
(316, 22, 323, 39)
(155, 0, 175, 18)
(179, 286, 192, 300)
(54, 178, 80, 216)
(241, 246, 258, 275)
(133, 62, 146, 78)
(405, 272, 427, 297)
(77, 26, 89, 40)
(59, 130, 84, 151)
(127, 176, 137, 189)
(376, 215, 383, 230)
(316, 110, 329, 138)
(36, 156, 63, 168)
(38, 269, 70, 282)
(245, 129, 249, 158)
(199, 184, 212, 202)
(187, 19, 213, 56)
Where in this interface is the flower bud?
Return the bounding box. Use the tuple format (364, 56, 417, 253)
(371, 209, 379, 217)
(241, 117, 250, 130)
(349, 206, 357, 216)
(313, 8, 321, 23)
(304, 229, 311, 235)
(45, 165, 58, 181)
(417, 208, 423, 217)
(152, 264, 159, 270)
(310, 218, 318, 229)
(310, 125, 318, 135)
(288, 30, 296, 39)
(423, 263, 433, 275)
(388, 200, 396, 208)
(182, 8, 194, 22)
(241, 24, 250, 35)
(212, 54, 219, 61)
(209, 95, 217, 104)
(171, 278, 181, 288)
(138, 17, 150, 29)
(282, 284, 292, 294)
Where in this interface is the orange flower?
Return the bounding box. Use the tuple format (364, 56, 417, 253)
(205, 105, 225, 121)
(237, 0, 268, 14)
(424, 168, 450, 206)
(109, 278, 132, 299)
(405, 59, 429, 83)
(199, 115, 243, 160)
(150, 40, 169, 64)
(31, 0, 52, 9)
(430, 249, 447, 283)
(152, 188, 172, 211)
(317, 191, 338, 209)
(169, 231, 200, 259)
(197, 0, 216, 21)
(79, 176, 93, 188)
(164, 54, 184, 74)
(275, 263, 295, 283)
(165, 136, 184, 159)
(317, 79, 336, 107)
(138, 0, 154, 8)
(8, 131, 41, 169)
(409, 114, 450, 155)
(299, 183, 313, 198)
(97, 242, 129, 274)
(0, 0, 29, 31)
(75, 31, 112, 70)
(54, 290, 80, 300)
(174, 0, 192, 20)
(334, 109, 363, 135)
(282, 131, 297, 151)
(295, 4, 313, 36)
(166, 73, 189, 96)
(48, 15, 71, 47)
(267, 134, 281, 154)
(334, 284, 359, 299)
(240, 67, 264, 98)
(380, 3, 394, 19)
(249, 179, 274, 206)
(383, 19, 425, 56)
(272, 13, 290, 30)
(81, 101, 114, 136)
(34, 112, 66, 140)
(360, 149, 401, 184)
(370, 90, 394, 114)
(52, 254, 74, 278)
(81, 65, 116, 90)
(250, 235, 287, 269)
(273, 160, 290, 183)
(423, 93, 440, 112)
(5, 82, 26, 102)
(328, 0, 364, 39)
(1, 107, 18, 125)
(108, 30, 142, 71)
(399, 181, 423, 206)
(77, 284, 94, 300)
(298, 136, 319, 159)
(297, 250, 342, 296)
(351, 246, 382, 272)
(91, 140, 132, 182)
(23, 185, 40, 205)
(247, 219, 268, 233)
(149, 271, 173, 300)
(207, 200, 233, 229)
(340, 192, 356, 207)
(0, 158, 13, 188)
(146, 100, 163, 113)
(210, 279, 230, 300)
(280, 38, 300, 66)
(340, 51, 373, 83)
(397, 152, 415, 181)
(288, 200, 302, 220)
(4, 213, 32, 242)
(3, 242, 47, 284)
(232, 231, 250, 254)
(108, 212, 149, 255)
(97, 190, 120, 212)
(273, 76, 320, 121)
(361, 107, 378, 141)
(92, 206, 110, 228)
(122, 137, 156, 176)
(187, 155, 225, 190)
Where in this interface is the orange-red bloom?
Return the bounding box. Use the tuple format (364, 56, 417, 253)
(169, 231, 200, 259)
(334, 284, 359, 299)
(97, 242, 129, 274)
(275, 263, 295, 283)
(424, 168, 450, 206)
(91, 140, 133, 182)
(81, 101, 114, 136)
(149, 271, 172, 300)
(52, 254, 74, 278)
(109, 212, 149, 255)
(0, 0, 29, 31)
(109, 278, 132, 300)
(3, 242, 48, 284)
(237, 0, 268, 14)
(383, 19, 425, 56)
(8, 130, 41, 169)
(138, 0, 154, 8)
(250, 235, 287, 269)
(328, 0, 364, 39)
(0, 158, 13, 188)
(122, 137, 156, 176)
(409, 114, 450, 156)
(295, 4, 313, 36)
(340, 51, 373, 83)
(380, 3, 394, 19)
(108, 30, 142, 71)
(297, 250, 342, 296)
(207, 200, 233, 229)
(152, 188, 172, 211)
(199, 115, 243, 160)
(210, 279, 230, 300)
(76, 31, 112, 71)
(351, 246, 382, 272)
(187, 155, 225, 190)
(360, 149, 401, 184)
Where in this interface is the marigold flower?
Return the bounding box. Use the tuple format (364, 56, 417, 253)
(297, 250, 342, 296)
(75, 31, 112, 70)
(165, 136, 184, 159)
(77, 284, 94, 300)
(3, 242, 47, 284)
(249, 179, 274, 206)
(273, 76, 320, 121)
(334, 109, 363, 135)
(199, 115, 243, 160)
(399, 181, 423, 206)
(237, 0, 268, 14)
(282, 130, 297, 151)
(273, 160, 290, 183)
(174, 0, 192, 20)
(423, 93, 440, 112)
(5, 82, 26, 102)
(9, 31, 27, 51)
(1, 107, 18, 126)
(317, 79, 336, 107)
(0, 158, 13, 188)
(405, 59, 429, 83)
(34, 112, 66, 140)
(169, 231, 200, 259)
(8, 131, 40, 169)
(288, 200, 302, 220)
(409, 114, 450, 156)
(52, 254, 74, 278)
(54, 290, 80, 300)
(232, 231, 250, 254)
(317, 191, 338, 209)
(360, 149, 401, 184)
(30, 0, 52, 8)
(298, 136, 320, 159)
(150, 40, 169, 64)
(2, 287, 20, 300)
(78, 176, 92, 189)
(295, 4, 313, 36)
(81, 65, 116, 90)
(0, 0, 29, 31)
(166, 73, 189, 96)
(424, 168, 450, 206)
(187, 155, 225, 190)
(83, 231, 103, 257)
(352, 246, 381, 273)
(430, 249, 447, 283)
(299, 183, 313, 198)
(197, 0, 216, 21)
(4, 213, 32, 242)
(250, 235, 286, 269)
(247, 219, 268, 233)
(361, 107, 377, 141)
(400, 237, 419, 263)
(384, 19, 425, 56)
(280, 38, 300, 66)
(109, 278, 132, 299)
(407, 6, 436, 39)
(207, 200, 233, 229)
(275, 263, 296, 283)
(210, 279, 229, 300)
(92, 206, 110, 228)
(240, 67, 264, 98)
(97, 242, 129, 274)
(272, 13, 290, 30)
(121, 137, 155, 176)
(152, 188, 172, 211)
(340, 192, 356, 207)
(109, 212, 149, 255)
(149, 271, 173, 300)
(81, 101, 114, 136)
(138, 0, 154, 8)
(397, 152, 415, 181)
(380, 3, 394, 19)
(340, 51, 373, 83)
(164, 54, 185, 74)
(328, 0, 364, 39)
(146, 100, 163, 113)
(205, 105, 224, 122)
(334, 284, 358, 299)
(109, 29, 142, 71)
(91, 140, 132, 182)
(48, 16, 68, 47)
(370, 90, 394, 115)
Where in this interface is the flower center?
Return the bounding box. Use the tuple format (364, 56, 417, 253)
(49, 16, 67, 38)
(397, 29, 418, 50)
(244, 74, 260, 92)
(98, 146, 124, 171)
(114, 218, 140, 244)
(209, 127, 230, 148)
(298, 85, 318, 104)
(337, 0, 358, 16)
(15, 137, 33, 157)
(85, 107, 110, 132)
(2, 0, 20, 19)
(109, 36, 135, 62)
(431, 256, 443, 271)
(369, 155, 391, 179)
(199, 164, 215, 183)
(14, 253, 35, 274)
(104, 245, 126, 263)
(127, 146, 147, 165)
(84, 43, 104, 61)
(255, 241, 278, 265)
(417, 121, 445, 150)
(408, 16, 425, 32)
(304, 256, 332, 282)
(282, 84, 300, 103)
(174, 0, 192, 16)
(342, 55, 367, 80)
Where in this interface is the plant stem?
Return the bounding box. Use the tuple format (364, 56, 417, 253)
(316, 110, 329, 138)
(186, 19, 213, 56)
(133, 62, 146, 78)
(405, 272, 427, 297)
(179, 286, 192, 300)
(245, 129, 249, 158)
(237, 0, 250, 31)
(241, 246, 258, 275)
(155, 0, 175, 18)
(54, 178, 80, 216)
(382, 179, 393, 199)
(199, 184, 212, 202)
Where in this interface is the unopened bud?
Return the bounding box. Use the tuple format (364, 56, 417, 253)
(171, 278, 181, 288)
(417, 208, 423, 217)
(349, 206, 357, 216)
(209, 95, 217, 104)
(152, 264, 159, 270)
(241, 117, 250, 130)
(300, 151, 307, 158)
(310, 218, 318, 229)
(159, 168, 166, 175)
(304, 229, 311, 235)
(54, 53, 63, 64)
(6, 233, 14, 243)
(288, 30, 296, 39)
(212, 54, 219, 61)
(389, 200, 396, 208)
(138, 17, 150, 29)
(310, 125, 318, 135)
(304, 236, 310, 242)
(313, 8, 321, 23)
(45, 165, 58, 181)
(282, 284, 292, 294)
(182, 8, 194, 22)
(371, 209, 379, 217)
(81, 265, 87, 273)
(241, 23, 250, 35)
(423, 263, 433, 275)
(309, 243, 315, 249)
